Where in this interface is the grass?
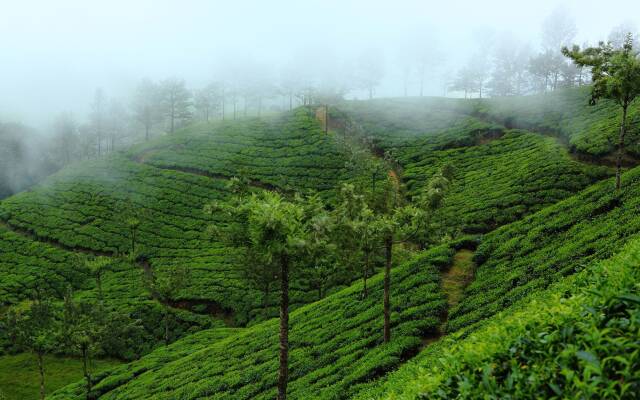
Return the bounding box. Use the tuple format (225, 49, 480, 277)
(441, 249, 475, 308)
(0, 353, 121, 400)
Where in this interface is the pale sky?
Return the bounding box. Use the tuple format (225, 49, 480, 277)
(1, 0, 639, 129)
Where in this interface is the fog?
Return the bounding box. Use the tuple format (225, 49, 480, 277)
(1, 0, 638, 128)
(0, 0, 639, 197)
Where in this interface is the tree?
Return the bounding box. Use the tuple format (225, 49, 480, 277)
(146, 264, 191, 346)
(52, 112, 78, 165)
(357, 49, 385, 100)
(209, 190, 308, 400)
(377, 169, 451, 342)
(64, 298, 103, 398)
(85, 257, 112, 309)
(132, 79, 160, 141)
(90, 88, 107, 156)
(160, 78, 192, 133)
(449, 66, 477, 99)
(563, 34, 640, 190)
(194, 83, 222, 122)
(12, 294, 60, 400)
(303, 195, 337, 300)
(107, 99, 127, 153)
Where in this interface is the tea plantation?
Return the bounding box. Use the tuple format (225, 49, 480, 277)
(2, 88, 640, 399)
(49, 245, 452, 400)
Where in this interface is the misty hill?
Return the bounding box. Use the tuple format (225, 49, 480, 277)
(2, 87, 640, 399)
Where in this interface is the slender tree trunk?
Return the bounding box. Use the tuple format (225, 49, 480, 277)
(263, 282, 270, 315)
(289, 93, 293, 111)
(164, 307, 170, 347)
(383, 236, 392, 343)
(170, 110, 175, 134)
(37, 351, 45, 400)
(363, 250, 369, 298)
(277, 254, 290, 400)
(324, 104, 329, 134)
(145, 124, 150, 141)
(222, 93, 226, 121)
(82, 344, 92, 398)
(616, 102, 628, 190)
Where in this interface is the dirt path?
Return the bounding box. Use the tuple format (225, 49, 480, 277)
(420, 249, 475, 348)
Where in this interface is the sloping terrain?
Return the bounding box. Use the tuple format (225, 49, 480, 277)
(49, 245, 452, 399)
(339, 96, 612, 232)
(354, 232, 640, 400)
(0, 110, 356, 330)
(4, 88, 640, 399)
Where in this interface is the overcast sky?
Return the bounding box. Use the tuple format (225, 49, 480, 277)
(1, 0, 639, 129)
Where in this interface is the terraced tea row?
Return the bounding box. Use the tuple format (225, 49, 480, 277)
(49, 245, 453, 400)
(448, 166, 640, 333)
(339, 99, 610, 233)
(130, 109, 352, 194)
(355, 233, 640, 400)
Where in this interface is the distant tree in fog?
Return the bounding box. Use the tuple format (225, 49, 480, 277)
(528, 7, 579, 92)
(107, 100, 127, 152)
(357, 49, 385, 100)
(608, 22, 639, 50)
(488, 38, 532, 96)
(194, 82, 223, 122)
(53, 112, 78, 165)
(132, 79, 161, 140)
(159, 78, 192, 133)
(90, 88, 107, 156)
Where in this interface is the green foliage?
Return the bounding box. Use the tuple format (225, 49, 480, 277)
(448, 165, 640, 333)
(341, 97, 610, 233)
(0, 353, 121, 400)
(357, 237, 640, 400)
(48, 245, 452, 400)
(0, 110, 360, 328)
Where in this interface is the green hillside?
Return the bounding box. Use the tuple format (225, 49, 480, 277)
(48, 245, 452, 400)
(0, 110, 358, 330)
(2, 88, 640, 400)
(339, 96, 612, 232)
(354, 232, 640, 400)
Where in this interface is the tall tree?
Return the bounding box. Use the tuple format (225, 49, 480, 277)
(209, 191, 308, 400)
(52, 112, 78, 165)
(145, 265, 191, 346)
(194, 83, 222, 122)
(12, 293, 60, 400)
(65, 298, 103, 398)
(160, 78, 192, 133)
(563, 34, 640, 190)
(378, 169, 451, 342)
(90, 88, 107, 156)
(132, 79, 161, 141)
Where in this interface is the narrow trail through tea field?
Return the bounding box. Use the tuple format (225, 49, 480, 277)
(420, 248, 475, 348)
